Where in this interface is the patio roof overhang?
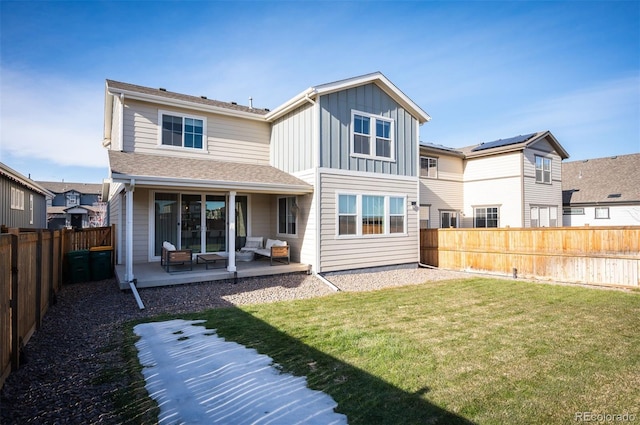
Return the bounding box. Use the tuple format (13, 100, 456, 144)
(108, 151, 313, 195)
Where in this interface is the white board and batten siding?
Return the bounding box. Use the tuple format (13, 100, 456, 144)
(318, 171, 418, 272)
(292, 169, 318, 267)
(463, 152, 524, 227)
(121, 99, 271, 164)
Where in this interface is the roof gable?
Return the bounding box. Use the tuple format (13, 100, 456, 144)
(266, 72, 431, 123)
(461, 131, 569, 159)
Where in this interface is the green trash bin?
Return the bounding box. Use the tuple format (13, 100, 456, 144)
(67, 249, 90, 283)
(90, 246, 113, 281)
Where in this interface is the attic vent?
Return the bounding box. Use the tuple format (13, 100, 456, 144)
(231, 101, 237, 105)
(200, 96, 207, 99)
(607, 193, 622, 198)
(264, 108, 270, 112)
(159, 88, 167, 92)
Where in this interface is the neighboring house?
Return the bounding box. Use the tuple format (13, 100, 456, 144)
(0, 162, 52, 229)
(419, 131, 569, 228)
(102, 73, 430, 284)
(37, 181, 105, 229)
(562, 153, 640, 226)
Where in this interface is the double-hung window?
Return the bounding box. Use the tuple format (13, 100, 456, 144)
(420, 157, 438, 178)
(160, 110, 205, 150)
(337, 194, 406, 236)
(351, 111, 394, 160)
(10, 187, 24, 210)
(535, 155, 552, 184)
(278, 196, 297, 236)
(475, 206, 499, 228)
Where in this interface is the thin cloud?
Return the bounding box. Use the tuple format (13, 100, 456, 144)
(0, 67, 106, 168)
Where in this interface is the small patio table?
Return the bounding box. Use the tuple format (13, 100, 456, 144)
(196, 254, 228, 270)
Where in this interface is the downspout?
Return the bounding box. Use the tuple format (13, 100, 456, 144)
(125, 178, 144, 309)
(119, 93, 125, 151)
(521, 151, 525, 226)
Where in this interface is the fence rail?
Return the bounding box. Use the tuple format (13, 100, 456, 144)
(420, 226, 640, 288)
(0, 225, 114, 389)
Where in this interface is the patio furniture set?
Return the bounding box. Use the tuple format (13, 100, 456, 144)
(161, 237, 290, 272)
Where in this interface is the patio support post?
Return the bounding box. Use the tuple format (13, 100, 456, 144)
(227, 191, 237, 272)
(125, 180, 135, 282)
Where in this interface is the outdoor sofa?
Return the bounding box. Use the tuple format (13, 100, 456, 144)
(241, 237, 290, 265)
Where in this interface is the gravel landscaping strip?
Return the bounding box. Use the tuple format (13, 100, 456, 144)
(0, 267, 473, 424)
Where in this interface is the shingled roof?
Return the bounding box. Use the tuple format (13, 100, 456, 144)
(106, 80, 269, 116)
(108, 151, 313, 194)
(38, 181, 103, 195)
(562, 153, 640, 205)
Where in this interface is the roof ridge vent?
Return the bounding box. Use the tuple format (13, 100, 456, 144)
(159, 87, 167, 92)
(200, 95, 207, 99)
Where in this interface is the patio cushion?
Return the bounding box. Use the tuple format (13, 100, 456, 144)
(244, 237, 263, 249)
(265, 239, 286, 249)
(163, 241, 176, 251)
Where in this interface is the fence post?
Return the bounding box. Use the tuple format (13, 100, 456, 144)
(10, 233, 19, 370)
(35, 230, 43, 330)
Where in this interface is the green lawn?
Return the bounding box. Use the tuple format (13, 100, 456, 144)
(130, 278, 640, 424)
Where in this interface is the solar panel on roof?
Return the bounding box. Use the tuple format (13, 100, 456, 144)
(471, 133, 537, 152)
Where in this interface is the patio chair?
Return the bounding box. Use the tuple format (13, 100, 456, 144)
(161, 241, 193, 272)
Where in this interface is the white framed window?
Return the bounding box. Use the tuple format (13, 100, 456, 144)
(475, 206, 499, 228)
(535, 155, 552, 184)
(277, 196, 297, 236)
(419, 205, 430, 229)
(440, 210, 458, 228)
(595, 207, 610, 219)
(11, 187, 24, 210)
(66, 192, 79, 207)
(420, 156, 438, 178)
(563, 207, 584, 215)
(159, 110, 206, 150)
(337, 193, 406, 237)
(351, 110, 395, 161)
(531, 206, 558, 227)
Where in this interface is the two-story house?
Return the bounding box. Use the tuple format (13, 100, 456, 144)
(102, 73, 430, 287)
(419, 131, 569, 228)
(1, 162, 52, 229)
(562, 153, 640, 226)
(37, 181, 104, 229)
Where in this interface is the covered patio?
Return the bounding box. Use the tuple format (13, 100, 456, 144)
(115, 258, 311, 289)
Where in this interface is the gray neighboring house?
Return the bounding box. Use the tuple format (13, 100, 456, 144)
(0, 162, 53, 229)
(37, 181, 105, 229)
(562, 153, 640, 226)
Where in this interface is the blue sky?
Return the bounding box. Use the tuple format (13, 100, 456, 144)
(1, 0, 638, 183)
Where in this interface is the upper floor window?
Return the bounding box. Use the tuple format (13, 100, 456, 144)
(535, 155, 551, 184)
(277, 196, 297, 236)
(337, 193, 406, 236)
(160, 111, 205, 150)
(10, 187, 24, 210)
(475, 206, 499, 228)
(66, 192, 79, 207)
(420, 157, 438, 178)
(351, 111, 394, 161)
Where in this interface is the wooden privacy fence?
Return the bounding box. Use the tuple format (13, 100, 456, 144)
(0, 225, 114, 389)
(420, 226, 640, 288)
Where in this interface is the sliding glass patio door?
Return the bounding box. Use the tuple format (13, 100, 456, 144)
(154, 192, 248, 257)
